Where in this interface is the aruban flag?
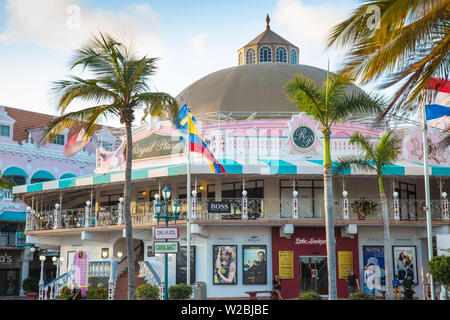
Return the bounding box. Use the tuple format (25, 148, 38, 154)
(425, 78, 450, 131)
(64, 127, 90, 158)
(175, 104, 226, 175)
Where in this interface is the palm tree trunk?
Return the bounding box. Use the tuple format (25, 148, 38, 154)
(379, 175, 394, 300)
(323, 134, 337, 300)
(124, 120, 136, 300)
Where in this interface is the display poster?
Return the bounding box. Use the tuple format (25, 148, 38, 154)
(213, 245, 237, 285)
(278, 251, 294, 279)
(73, 250, 88, 296)
(437, 234, 450, 256)
(176, 246, 196, 284)
(338, 251, 353, 279)
(363, 246, 385, 294)
(393, 246, 417, 283)
(243, 245, 267, 284)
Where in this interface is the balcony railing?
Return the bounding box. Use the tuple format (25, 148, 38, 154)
(25, 198, 449, 232)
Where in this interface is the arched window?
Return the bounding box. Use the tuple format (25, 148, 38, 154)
(246, 49, 255, 64)
(276, 47, 287, 63)
(31, 170, 55, 184)
(60, 173, 77, 180)
(290, 49, 297, 64)
(2, 167, 28, 186)
(259, 46, 272, 63)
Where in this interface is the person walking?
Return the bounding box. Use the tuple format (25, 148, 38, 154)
(272, 273, 283, 300)
(346, 269, 360, 297)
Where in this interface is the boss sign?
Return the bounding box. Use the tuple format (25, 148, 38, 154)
(153, 227, 180, 240)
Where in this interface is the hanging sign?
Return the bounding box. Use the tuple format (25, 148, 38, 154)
(153, 227, 180, 240)
(154, 241, 179, 253)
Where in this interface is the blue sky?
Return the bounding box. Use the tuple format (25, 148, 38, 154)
(0, 0, 388, 124)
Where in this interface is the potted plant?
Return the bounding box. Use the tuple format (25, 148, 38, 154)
(298, 291, 322, 300)
(59, 285, 73, 300)
(136, 284, 160, 300)
(350, 197, 378, 220)
(168, 283, 193, 300)
(22, 277, 39, 300)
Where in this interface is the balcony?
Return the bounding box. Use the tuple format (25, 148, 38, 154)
(24, 197, 449, 232)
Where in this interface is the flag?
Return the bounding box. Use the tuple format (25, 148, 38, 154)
(175, 104, 226, 175)
(425, 78, 450, 131)
(64, 128, 90, 158)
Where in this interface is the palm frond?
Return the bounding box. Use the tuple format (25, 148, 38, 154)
(333, 155, 377, 175)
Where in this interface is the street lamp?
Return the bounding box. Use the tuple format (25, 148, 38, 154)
(52, 256, 64, 278)
(154, 195, 162, 224)
(39, 255, 46, 285)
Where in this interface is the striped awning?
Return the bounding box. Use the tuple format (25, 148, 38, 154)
(12, 158, 450, 194)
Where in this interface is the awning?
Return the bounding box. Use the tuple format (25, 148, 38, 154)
(0, 210, 26, 221)
(2, 167, 28, 177)
(12, 158, 450, 194)
(31, 170, 56, 180)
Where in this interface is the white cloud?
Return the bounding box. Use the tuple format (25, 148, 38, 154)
(272, 0, 352, 70)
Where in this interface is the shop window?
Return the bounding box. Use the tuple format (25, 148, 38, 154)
(280, 179, 323, 218)
(221, 180, 264, 198)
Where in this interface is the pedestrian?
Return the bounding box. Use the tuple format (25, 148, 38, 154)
(346, 269, 360, 297)
(272, 273, 282, 300)
(392, 275, 402, 300)
(402, 275, 416, 300)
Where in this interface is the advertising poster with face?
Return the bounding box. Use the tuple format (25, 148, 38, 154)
(243, 245, 267, 284)
(213, 245, 237, 285)
(393, 246, 417, 283)
(363, 246, 385, 294)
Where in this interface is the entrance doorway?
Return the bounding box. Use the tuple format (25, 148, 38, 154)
(0, 269, 20, 296)
(299, 256, 328, 295)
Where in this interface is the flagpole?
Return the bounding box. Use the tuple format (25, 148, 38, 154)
(422, 100, 435, 300)
(185, 101, 192, 286)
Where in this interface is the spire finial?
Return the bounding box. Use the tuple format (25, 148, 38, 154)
(266, 14, 270, 30)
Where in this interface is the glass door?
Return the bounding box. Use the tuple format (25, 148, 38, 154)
(300, 256, 328, 295)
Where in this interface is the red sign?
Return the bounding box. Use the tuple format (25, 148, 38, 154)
(153, 227, 180, 240)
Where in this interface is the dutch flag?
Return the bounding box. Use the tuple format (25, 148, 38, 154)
(425, 78, 450, 131)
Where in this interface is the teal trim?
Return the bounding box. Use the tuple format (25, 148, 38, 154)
(31, 170, 55, 180)
(27, 183, 43, 192)
(218, 159, 242, 174)
(259, 159, 297, 174)
(132, 168, 149, 180)
(3, 167, 28, 177)
(59, 178, 76, 189)
(93, 174, 111, 185)
(0, 210, 26, 221)
(309, 160, 351, 175)
(380, 164, 405, 176)
(430, 165, 450, 176)
(168, 165, 187, 176)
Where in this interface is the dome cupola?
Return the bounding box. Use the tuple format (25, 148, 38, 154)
(237, 15, 299, 65)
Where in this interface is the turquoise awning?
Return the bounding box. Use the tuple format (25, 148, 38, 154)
(3, 167, 28, 177)
(31, 170, 56, 180)
(0, 210, 26, 221)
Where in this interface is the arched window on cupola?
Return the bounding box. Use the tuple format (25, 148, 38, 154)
(246, 49, 256, 64)
(276, 47, 287, 63)
(259, 46, 272, 63)
(290, 49, 297, 64)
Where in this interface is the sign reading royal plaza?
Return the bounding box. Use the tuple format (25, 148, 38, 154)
(291, 126, 315, 151)
(130, 132, 184, 161)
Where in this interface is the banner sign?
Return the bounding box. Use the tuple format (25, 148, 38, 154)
(278, 251, 294, 279)
(73, 250, 88, 296)
(208, 201, 231, 214)
(130, 132, 184, 161)
(154, 241, 179, 253)
(153, 227, 180, 240)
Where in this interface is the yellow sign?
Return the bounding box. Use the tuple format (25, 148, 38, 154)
(338, 251, 353, 279)
(278, 251, 294, 279)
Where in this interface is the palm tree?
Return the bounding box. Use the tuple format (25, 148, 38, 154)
(334, 130, 402, 300)
(41, 33, 178, 300)
(326, 0, 449, 117)
(284, 73, 385, 299)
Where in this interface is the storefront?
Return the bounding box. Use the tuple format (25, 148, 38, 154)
(0, 248, 23, 296)
(271, 227, 359, 299)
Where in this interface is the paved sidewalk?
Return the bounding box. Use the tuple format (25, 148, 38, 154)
(0, 296, 27, 300)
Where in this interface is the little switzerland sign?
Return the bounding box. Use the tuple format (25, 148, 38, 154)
(153, 227, 180, 240)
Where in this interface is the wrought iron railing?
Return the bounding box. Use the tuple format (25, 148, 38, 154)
(26, 198, 448, 231)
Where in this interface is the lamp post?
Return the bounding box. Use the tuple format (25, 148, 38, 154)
(156, 186, 180, 300)
(393, 192, 400, 221)
(342, 191, 349, 220)
(442, 192, 449, 220)
(52, 256, 64, 278)
(39, 255, 46, 300)
(293, 190, 299, 219)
